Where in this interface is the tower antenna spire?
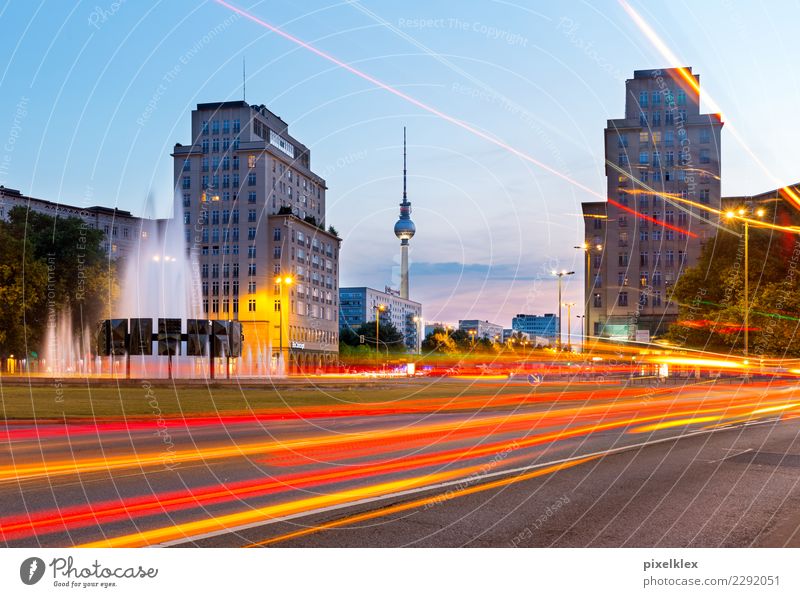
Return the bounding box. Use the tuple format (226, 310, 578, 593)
(403, 126, 407, 201)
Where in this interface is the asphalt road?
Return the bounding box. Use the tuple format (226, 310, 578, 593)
(2, 378, 800, 548)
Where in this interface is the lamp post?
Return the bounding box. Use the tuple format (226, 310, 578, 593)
(552, 270, 575, 351)
(469, 329, 477, 348)
(576, 314, 585, 353)
(375, 304, 386, 368)
(275, 274, 293, 375)
(724, 206, 765, 358)
(575, 243, 602, 350)
(563, 302, 575, 352)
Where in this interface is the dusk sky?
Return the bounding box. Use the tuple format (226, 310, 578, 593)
(1, 0, 798, 327)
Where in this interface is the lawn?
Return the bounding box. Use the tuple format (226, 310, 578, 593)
(0, 378, 606, 420)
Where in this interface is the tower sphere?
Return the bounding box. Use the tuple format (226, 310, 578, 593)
(394, 218, 415, 240)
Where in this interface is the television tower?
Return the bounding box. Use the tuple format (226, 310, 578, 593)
(394, 127, 416, 299)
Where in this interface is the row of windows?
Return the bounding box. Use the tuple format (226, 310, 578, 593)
(200, 137, 240, 154)
(616, 250, 686, 267)
(637, 89, 687, 108)
(638, 110, 686, 127)
(617, 128, 711, 149)
(201, 119, 241, 135)
(592, 290, 665, 309)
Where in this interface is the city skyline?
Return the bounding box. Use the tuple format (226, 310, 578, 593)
(1, 1, 799, 326)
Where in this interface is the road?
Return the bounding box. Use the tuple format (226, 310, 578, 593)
(2, 377, 800, 547)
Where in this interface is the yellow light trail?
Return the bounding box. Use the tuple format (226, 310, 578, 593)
(77, 463, 492, 547)
(244, 455, 601, 547)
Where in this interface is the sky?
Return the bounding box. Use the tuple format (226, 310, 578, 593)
(1, 0, 799, 328)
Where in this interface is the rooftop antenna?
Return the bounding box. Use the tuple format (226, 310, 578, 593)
(242, 56, 246, 102)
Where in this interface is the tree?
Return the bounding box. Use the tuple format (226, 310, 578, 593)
(667, 220, 800, 356)
(0, 227, 48, 358)
(340, 320, 406, 353)
(0, 207, 119, 360)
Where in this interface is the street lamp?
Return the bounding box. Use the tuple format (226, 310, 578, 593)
(375, 304, 386, 367)
(724, 206, 766, 357)
(576, 314, 586, 353)
(275, 275, 293, 374)
(563, 302, 575, 352)
(575, 243, 602, 350)
(552, 270, 575, 351)
(468, 329, 477, 348)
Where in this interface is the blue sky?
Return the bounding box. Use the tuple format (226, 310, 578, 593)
(1, 0, 798, 327)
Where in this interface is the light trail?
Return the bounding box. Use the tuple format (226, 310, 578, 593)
(77, 463, 492, 547)
(243, 455, 600, 547)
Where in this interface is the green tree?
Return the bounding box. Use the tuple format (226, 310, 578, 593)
(340, 319, 406, 353)
(0, 207, 119, 360)
(667, 221, 800, 356)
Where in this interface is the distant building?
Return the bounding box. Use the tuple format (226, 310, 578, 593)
(339, 286, 422, 352)
(424, 322, 453, 337)
(0, 185, 147, 258)
(511, 313, 558, 342)
(458, 319, 503, 342)
(583, 67, 723, 340)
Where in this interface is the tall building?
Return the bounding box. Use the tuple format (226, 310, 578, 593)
(511, 313, 558, 342)
(583, 68, 723, 340)
(393, 128, 415, 299)
(339, 286, 422, 352)
(173, 101, 341, 373)
(458, 320, 503, 341)
(0, 185, 148, 258)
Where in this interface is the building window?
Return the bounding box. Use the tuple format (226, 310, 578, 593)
(248, 299, 256, 312)
(651, 91, 661, 105)
(651, 111, 661, 126)
(273, 228, 281, 241)
(699, 149, 711, 164)
(233, 119, 240, 133)
(273, 246, 281, 259)
(638, 91, 648, 107)
(248, 209, 256, 222)
(248, 191, 256, 203)
(618, 253, 629, 267)
(248, 263, 256, 276)
(639, 151, 648, 165)
(201, 121, 209, 135)
(617, 134, 628, 148)
(248, 227, 256, 241)
(639, 112, 647, 127)
(212, 138, 220, 152)
(593, 293, 602, 308)
(618, 153, 628, 166)
(182, 176, 191, 190)
(640, 252, 648, 267)
(248, 155, 257, 169)
(677, 90, 687, 105)
(248, 245, 256, 259)
(248, 172, 256, 186)
(618, 292, 628, 307)
(182, 159, 191, 172)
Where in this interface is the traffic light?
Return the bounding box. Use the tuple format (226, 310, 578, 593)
(129, 318, 153, 355)
(186, 319, 209, 356)
(157, 318, 181, 356)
